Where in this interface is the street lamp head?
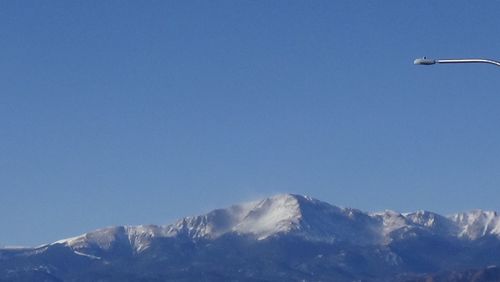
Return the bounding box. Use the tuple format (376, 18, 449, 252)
(414, 57, 436, 65)
(414, 56, 500, 67)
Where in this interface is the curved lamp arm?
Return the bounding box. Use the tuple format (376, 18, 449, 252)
(414, 57, 500, 67)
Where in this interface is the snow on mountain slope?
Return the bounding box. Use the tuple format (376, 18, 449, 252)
(164, 194, 380, 244)
(54, 225, 164, 254)
(291, 196, 381, 244)
(53, 195, 307, 253)
(163, 194, 300, 240)
(54, 226, 129, 250)
(233, 194, 302, 239)
(449, 210, 500, 239)
(371, 210, 409, 239)
(48, 194, 500, 255)
(405, 210, 458, 236)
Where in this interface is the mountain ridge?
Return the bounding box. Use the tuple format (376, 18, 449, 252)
(41, 194, 500, 254)
(3, 193, 500, 282)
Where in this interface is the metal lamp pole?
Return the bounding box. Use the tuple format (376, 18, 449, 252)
(414, 57, 500, 67)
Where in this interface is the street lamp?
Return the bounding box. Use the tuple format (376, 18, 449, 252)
(414, 57, 500, 67)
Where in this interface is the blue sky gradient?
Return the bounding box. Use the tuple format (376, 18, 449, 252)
(1, 1, 500, 245)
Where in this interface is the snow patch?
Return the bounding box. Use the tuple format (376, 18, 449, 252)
(73, 250, 101, 260)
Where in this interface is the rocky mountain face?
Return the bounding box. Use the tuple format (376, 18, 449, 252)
(2, 194, 500, 281)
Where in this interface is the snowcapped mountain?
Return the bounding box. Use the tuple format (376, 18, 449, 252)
(2, 194, 500, 282)
(52, 194, 500, 253)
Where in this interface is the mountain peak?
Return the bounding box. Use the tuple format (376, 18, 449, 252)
(233, 194, 304, 238)
(164, 194, 317, 241)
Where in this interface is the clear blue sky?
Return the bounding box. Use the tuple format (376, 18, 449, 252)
(1, 1, 500, 246)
